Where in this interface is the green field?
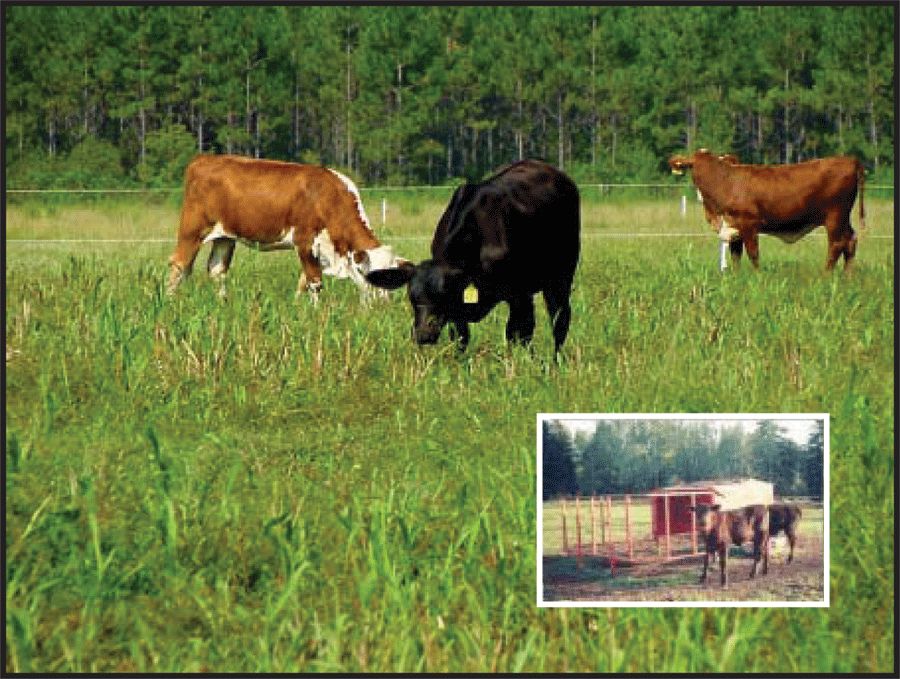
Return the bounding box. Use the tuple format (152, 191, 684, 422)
(5, 194, 894, 672)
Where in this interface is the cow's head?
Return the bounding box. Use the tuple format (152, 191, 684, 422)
(689, 503, 721, 532)
(349, 245, 406, 300)
(670, 149, 735, 175)
(353, 245, 401, 276)
(366, 260, 469, 344)
(669, 155, 694, 176)
(314, 232, 406, 300)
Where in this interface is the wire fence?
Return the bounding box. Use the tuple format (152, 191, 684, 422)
(6, 184, 894, 194)
(7, 184, 892, 244)
(542, 494, 824, 562)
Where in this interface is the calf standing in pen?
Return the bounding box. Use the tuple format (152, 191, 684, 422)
(691, 504, 769, 587)
(768, 503, 802, 564)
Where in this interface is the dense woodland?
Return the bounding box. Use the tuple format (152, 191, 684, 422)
(542, 419, 825, 500)
(4, 5, 894, 188)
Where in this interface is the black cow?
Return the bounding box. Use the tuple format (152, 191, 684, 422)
(366, 159, 580, 354)
(768, 503, 802, 563)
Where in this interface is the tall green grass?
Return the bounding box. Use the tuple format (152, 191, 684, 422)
(5, 197, 893, 672)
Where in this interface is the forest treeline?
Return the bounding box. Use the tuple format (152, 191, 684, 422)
(5, 5, 894, 189)
(542, 419, 825, 500)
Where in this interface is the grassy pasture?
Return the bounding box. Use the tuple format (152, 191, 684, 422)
(5, 192, 894, 672)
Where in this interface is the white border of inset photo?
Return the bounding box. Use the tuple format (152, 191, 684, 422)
(537, 413, 829, 608)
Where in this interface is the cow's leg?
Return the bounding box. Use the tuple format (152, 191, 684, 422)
(543, 285, 573, 355)
(207, 238, 236, 299)
(720, 546, 727, 587)
(505, 297, 536, 346)
(294, 228, 323, 304)
(167, 205, 207, 295)
(728, 239, 744, 269)
(826, 221, 857, 272)
(700, 551, 710, 584)
(844, 233, 857, 272)
(449, 320, 470, 350)
(786, 528, 796, 563)
(743, 231, 761, 268)
(749, 532, 768, 579)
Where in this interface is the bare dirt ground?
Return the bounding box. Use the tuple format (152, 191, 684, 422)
(543, 535, 825, 604)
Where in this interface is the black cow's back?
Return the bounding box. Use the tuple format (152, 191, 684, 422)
(432, 159, 580, 297)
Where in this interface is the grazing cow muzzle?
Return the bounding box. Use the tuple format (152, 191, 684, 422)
(412, 305, 446, 344)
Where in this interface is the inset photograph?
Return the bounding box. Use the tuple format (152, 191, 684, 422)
(538, 414, 828, 607)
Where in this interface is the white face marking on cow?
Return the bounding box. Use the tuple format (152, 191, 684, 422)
(362, 245, 399, 273)
(351, 245, 397, 301)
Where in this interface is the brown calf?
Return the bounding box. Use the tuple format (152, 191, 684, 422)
(691, 504, 769, 587)
(768, 503, 802, 563)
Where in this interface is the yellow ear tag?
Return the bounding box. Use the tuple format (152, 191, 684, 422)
(463, 284, 478, 304)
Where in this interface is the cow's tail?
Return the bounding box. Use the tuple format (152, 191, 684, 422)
(857, 160, 866, 231)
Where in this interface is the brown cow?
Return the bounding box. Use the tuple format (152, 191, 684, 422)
(669, 149, 864, 271)
(690, 503, 769, 587)
(694, 153, 741, 232)
(167, 155, 402, 302)
(768, 503, 802, 564)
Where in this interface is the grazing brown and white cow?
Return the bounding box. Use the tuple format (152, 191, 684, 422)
(669, 149, 865, 271)
(691, 503, 769, 587)
(768, 503, 802, 564)
(167, 155, 401, 302)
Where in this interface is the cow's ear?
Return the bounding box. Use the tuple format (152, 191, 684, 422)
(366, 261, 416, 289)
(711, 504, 721, 512)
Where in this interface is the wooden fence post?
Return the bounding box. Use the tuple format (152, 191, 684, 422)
(664, 493, 671, 558)
(575, 492, 583, 569)
(591, 493, 598, 556)
(561, 496, 568, 554)
(690, 492, 698, 555)
(606, 496, 614, 574)
(625, 494, 633, 560)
